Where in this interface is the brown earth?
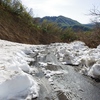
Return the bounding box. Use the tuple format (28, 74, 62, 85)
(0, 5, 61, 44)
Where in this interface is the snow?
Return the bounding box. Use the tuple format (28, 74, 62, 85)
(42, 67, 68, 84)
(0, 72, 39, 100)
(0, 39, 100, 99)
(88, 64, 100, 78)
(52, 41, 100, 79)
(39, 62, 47, 67)
(0, 40, 39, 100)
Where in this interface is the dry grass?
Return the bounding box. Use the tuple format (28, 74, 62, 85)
(0, 5, 61, 44)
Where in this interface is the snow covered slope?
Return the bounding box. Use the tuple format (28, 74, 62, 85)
(0, 39, 100, 100)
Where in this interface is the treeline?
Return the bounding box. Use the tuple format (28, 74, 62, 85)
(0, 0, 100, 47)
(0, 0, 32, 16)
(0, 0, 35, 25)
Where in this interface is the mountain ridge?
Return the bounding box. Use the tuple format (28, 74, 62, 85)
(40, 15, 81, 26)
(39, 15, 93, 31)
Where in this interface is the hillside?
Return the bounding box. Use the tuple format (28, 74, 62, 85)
(0, 4, 61, 44)
(39, 16, 92, 31)
(40, 16, 81, 27)
(83, 23, 95, 29)
(0, 5, 39, 44)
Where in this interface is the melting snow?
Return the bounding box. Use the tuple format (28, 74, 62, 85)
(0, 40, 39, 100)
(0, 39, 100, 99)
(49, 41, 100, 79)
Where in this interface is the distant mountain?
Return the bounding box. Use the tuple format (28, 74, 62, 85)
(40, 15, 81, 27)
(83, 23, 95, 29)
(39, 16, 93, 31)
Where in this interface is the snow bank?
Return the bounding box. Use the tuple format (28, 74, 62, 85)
(0, 40, 39, 100)
(0, 39, 100, 99)
(0, 72, 39, 100)
(51, 41, 100, 79)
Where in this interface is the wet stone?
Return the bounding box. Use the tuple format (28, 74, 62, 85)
(57, 91, 69, 100)
(45, 97, 50, 100)
(45, 65, 62, 71)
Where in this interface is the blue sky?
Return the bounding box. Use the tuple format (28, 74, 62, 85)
(21, 0, 100, 24)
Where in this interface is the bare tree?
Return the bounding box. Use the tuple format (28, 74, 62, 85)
(90, 6, 100, 23)
(89, 6, 100, 47)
